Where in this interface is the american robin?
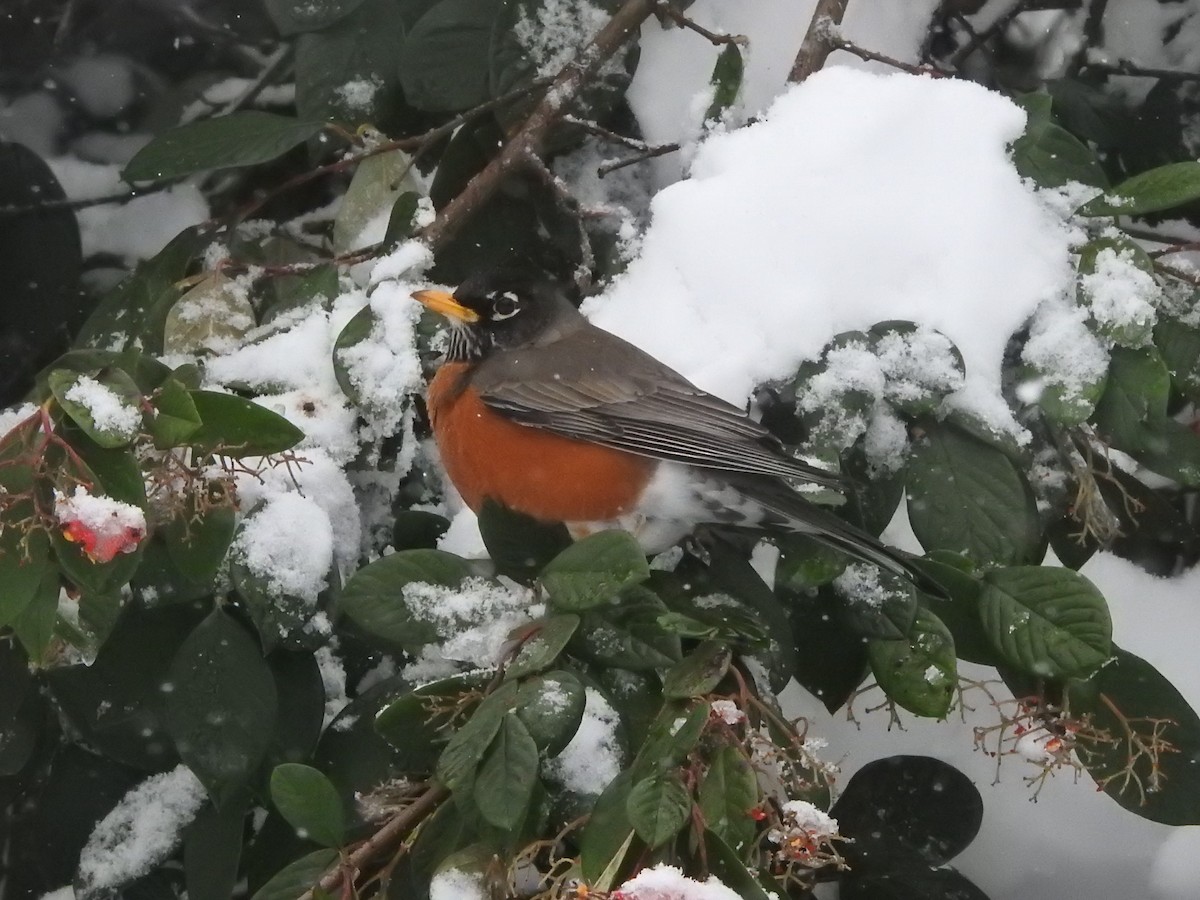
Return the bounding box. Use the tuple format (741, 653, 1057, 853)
(412, 271, 926, 585)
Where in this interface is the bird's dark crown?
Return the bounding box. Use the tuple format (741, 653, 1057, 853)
(443, 271, 582, 360)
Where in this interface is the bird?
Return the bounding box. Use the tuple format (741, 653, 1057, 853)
(411, 270, 929, 587)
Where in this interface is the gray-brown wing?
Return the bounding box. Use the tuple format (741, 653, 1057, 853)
(471, 324, 845, 489)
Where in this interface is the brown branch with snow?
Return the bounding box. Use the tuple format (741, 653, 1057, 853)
(418, 0, 658, 253)
(788, 0, 851, 84)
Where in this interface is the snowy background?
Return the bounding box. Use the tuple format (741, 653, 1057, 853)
(6, 0, 1200, 897)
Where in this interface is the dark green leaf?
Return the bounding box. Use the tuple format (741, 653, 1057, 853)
(294, 0, 407, 125)
(478, 499, 571, 582)
(504, 614, 580, 679)
(265, 0, 369, 34)
(12, 564, 59, 663)
(1156, 316, 1200, 401)
(184, 794, 249, 900)
(270, 763, 346, 847)
(626, 770, 690, 848)
(906, 422, 1041, 565)
(124, 112, 325, 182)
(436, 681, 517, 790)
(775, 532, 846, 591)
(832, 755, 982, 866)
(473, 713, 540, 830)
(542, 530, 650, 611)
(384, 191, 423, 244)
(249, 848, 338, 900)
(187, 390, 305, 458)
(1094, 346, 1170, 450)
(0, 524, 50, 628)
(579, 769, 635, 885)
(340, 549, 472, 648)
(789, 588, 869, 713)
(834, 565, 918, 640)
(331, 304, 377, 404)
(332, 150, 422, 253)
(399, 0, 500, 112)
(392, 509, 451, 550)
(151, 377, 203, 448)
(571, 588, 681, 671)
(698, 745, 757, 852)
(634, 702, 708, 779)
(164, 504, 236, 584)
(1011, 92, 1108, 189)
(662, 640, 732, 699)
(704, 44, 743, 122)
(1134, 419, 1200, 486)
(165, 609, 279, 804)
(1078, 160, 1200, 216)
(867, 606, 956, 718)
(703, 829, 781, 900)
(48, 367, 142, 448)
(980, 566, 1111, 678)
(513, 670, 585, 755)
(374, 673, 487, 774)
(1069, 647, 1200, 824)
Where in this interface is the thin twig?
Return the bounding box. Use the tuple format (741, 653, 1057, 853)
(597, 141, 681, 177)
(562, 115, 650, 151)
(0, 187, 166, 218)
(828, 36, 951, 76)
(789, 0, 850, 84)
(657, 4, 747, 46)
(217, 44, 294, 116)
(419, 0, 658, 252)
(297, 783, 449, 900)
(1081, 58, 1200, 84)
(950, 0, 1037, 68)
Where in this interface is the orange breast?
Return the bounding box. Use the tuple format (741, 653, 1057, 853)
(427, 363, 655, 522)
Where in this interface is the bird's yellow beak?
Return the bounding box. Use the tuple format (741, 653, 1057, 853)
(411, 289, 480, 323)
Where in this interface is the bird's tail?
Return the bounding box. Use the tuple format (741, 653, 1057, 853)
(727, 474, 944, 596)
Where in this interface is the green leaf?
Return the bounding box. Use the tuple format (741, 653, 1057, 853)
(436, 681, 517, 790)
(775, 532, 847, 591)
(294, 0, 406, 126)
(979, 566, 1112, 678)
(1011, 92, 1108, 189)
(384, 191, 423, 244)
(572, 588, 681, 671)
(1094, 347, 1170, 450)
(165, 609, 279, 805)
(265, 0, 369, 34)
(1155, 317, 1200, 401)
(48, 367, 143, 448)
(12, 565, 61, 663)
(867, 607, 957, 718)
(906, 422, 1042, 566)
(124, 112, 325, 182)
(478, 499, 571, 583)
(789, 588, 869, 713)
(184, 793, 249, 900)
(188, 390, 305, 458)
(634, 702, 709, 779)
(504, 614, 580, 679)
(1069, 647, 1200, 824)
(1135, 419, 1200, 486)
(249, 848, 338, 900)
(73, 226, 205, 353)
(1077, 161, 1200, 216)
(270, 763, 346, 847)
(163, 504, 236, 584)
(542, 530, 650, 611)
(340, 549, 472, 648)
(332, 150, 423, 253)
(374, 672, 489, 773)
(698, 745, 758, 852)
(579, 769, 635, 885)
(834, 564, 918, 640)
(331, 304, 377, 405)
(151, 377, 203, 448)
(513, 670, 585, 755)
(703, 829, 781, 899)
(662, 640, 732, 699)
(704, 44, 743, 122)
(399, 0, 500, 112)
(473, 713, 540, 829)
(626, 770, 691, 848)
(0, 524, 50, 628)
(163, 273, 256, 356)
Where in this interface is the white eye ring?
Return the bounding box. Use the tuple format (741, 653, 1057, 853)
(491, 291, 521, 320)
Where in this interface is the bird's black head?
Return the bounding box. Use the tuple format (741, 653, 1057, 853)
(412, 270, 582, 360)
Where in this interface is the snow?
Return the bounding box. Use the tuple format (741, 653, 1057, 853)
(76, 765, 207, 894)
(63, 376, 140, 439)
(544, 687, 623, 796)
(230, 492, 333, 602)
(589, 68, 1072, 429)
(613, 864, 743, 900)
(1079, 246, 1161, 344)
(429, 867, 487, 900)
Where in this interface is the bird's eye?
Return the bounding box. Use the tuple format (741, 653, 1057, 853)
(491, 291, 521, 320)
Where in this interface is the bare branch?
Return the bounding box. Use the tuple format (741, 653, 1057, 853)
(1081, 58, 1200, 84)
(658, 4, 748, 47)
(827, 36, 951, 77)
(950, 0, 1038, 68)
(789, 0, 851, 84)
(597, 141, 681, 177)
